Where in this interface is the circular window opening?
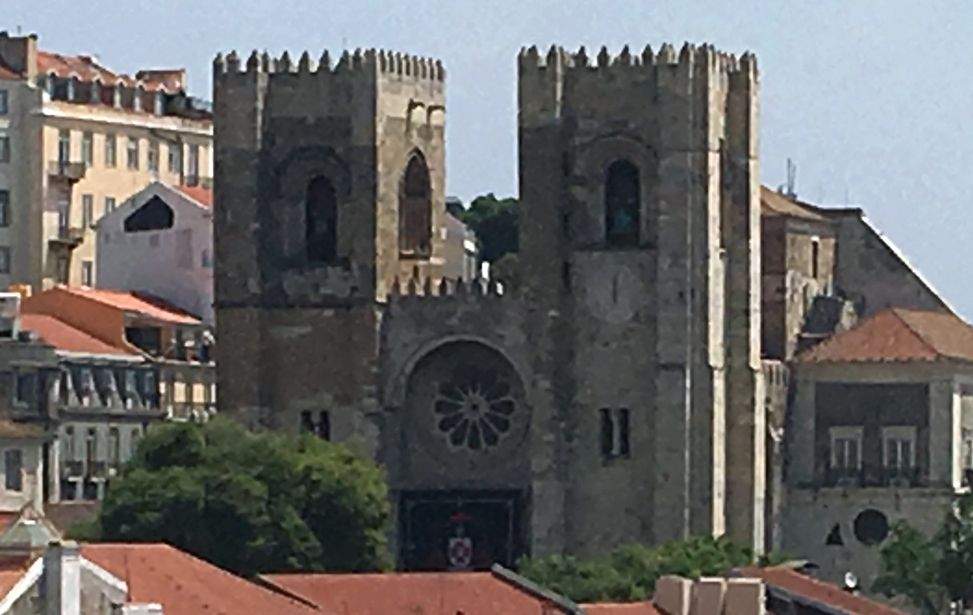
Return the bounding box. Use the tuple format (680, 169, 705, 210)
(853, 509, 889, 546)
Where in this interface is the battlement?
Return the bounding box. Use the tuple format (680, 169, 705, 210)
(517, 42, 756, 78)
(213, 48, 445, 82)
(388, 275, 506, 303)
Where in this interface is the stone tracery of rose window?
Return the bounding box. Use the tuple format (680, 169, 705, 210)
(434, 366, 516, 451)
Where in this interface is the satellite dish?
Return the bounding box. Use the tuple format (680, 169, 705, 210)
(844, 572, 859, 590)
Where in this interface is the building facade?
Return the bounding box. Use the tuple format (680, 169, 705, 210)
(96, 181, 214, 324)
(214, 43, 766, 565)
(0, 31, 212, 292)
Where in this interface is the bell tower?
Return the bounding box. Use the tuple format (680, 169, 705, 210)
(518, 43, 765, 554)
(213, 48, 447, 446)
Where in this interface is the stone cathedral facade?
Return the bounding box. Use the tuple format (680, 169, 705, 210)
(212, 41, 772, 570)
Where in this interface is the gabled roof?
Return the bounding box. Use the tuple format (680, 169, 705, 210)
(737, 567, 908, 615)
(797, 308, 973, 365)
(19, 314, 137, 357)
(263, 569, 582, 615)
(52, 287, 201, 326)
(81, 544, 318, 615)
(175, 185, 212, 208)
(36, 52, 178, 92)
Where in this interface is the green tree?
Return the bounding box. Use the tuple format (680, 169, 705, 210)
(517, 535, 754, 604)
(79, 417, 392, 577)
(457, 193, 518, 263)
(874, 493, 973, 614)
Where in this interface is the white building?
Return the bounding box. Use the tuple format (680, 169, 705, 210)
(95, 181, 213, 324)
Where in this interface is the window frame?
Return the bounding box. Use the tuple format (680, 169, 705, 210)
(0, 190, 8, 227)
(105, 196, 116, 214)
(148, 140, 159, 172)
(0, 90, 8, 115)
(127, 136, 139, 170)
(0, 246, 11, 275)
(4, 448, 22, 492)
(829, 426, 864, 470)
(81, 260, 93, 287)
(882, 425, 917, 469)
(104, 133, 117, 167)
(82, 194, 94, 228)
(81, 131, 94, 168)
(0, 135, 10, 163)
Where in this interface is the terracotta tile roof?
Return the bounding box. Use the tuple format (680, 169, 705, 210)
(797, 308, 973, 364)
(36, 52, 177, 92)
(81, 543, 318, 615)
(583, 603, 662, 615)
(737, 567, 908, 615)
(0, 567, 26, 598)
(176, 185, 212, 208)
(0, 62, 21, 80)
(264, 571, 575, 615)
(135, 69, 186, 92)
(54, 287, 201, 325)
(19, 314, 137, 356)
(0, 513, 19, 534)
(760, 186, 832, 223)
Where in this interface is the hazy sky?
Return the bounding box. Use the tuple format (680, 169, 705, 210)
(8, 0, 973, 317)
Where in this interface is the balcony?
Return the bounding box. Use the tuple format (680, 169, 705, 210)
(47, 160, 88, 183)
(823, 464, 923, 488)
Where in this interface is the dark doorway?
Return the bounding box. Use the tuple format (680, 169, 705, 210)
(399, 490, 525, 571)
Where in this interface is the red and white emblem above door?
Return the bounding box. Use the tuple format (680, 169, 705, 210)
(447, 536, 473, 570)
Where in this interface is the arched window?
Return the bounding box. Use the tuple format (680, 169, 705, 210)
(605, 160, 640, 247)
(399, 153, 432, 255)
(305, 175, 337, 263)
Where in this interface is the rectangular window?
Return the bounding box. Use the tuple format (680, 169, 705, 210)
(57, 129, 71, 164)
(187, 144, 199, 183)
(105, 196, 116, 214)
(201, 249, 212, 268)
(108, 427, 120, 465)
(318, 411, 331, 440)
(0, 136, 9, 163)
(882, 426, 916, 469)
(0, 190, 8, 227)
(81, 260, 93, 286)
(0, 90, 8, 115)
(599, 408, 630, 459)
(811, 238, 820, 279)
(13, 371, 31, 404)
(168, 142, 181, 173)
(0, 247, 10, 275)
(82, 194, 94, 228)
(104, 133, 116, 167)
(82, 131, 94, 167)
(62, 426, 75, 461)
(148, 140, 159, 172)
(964, 429, 973, 470)
(4, 449, 22, 492)
(127, 137, 139, 170)
(830, 426, 863, 470)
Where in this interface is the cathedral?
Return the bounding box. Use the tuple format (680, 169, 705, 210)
(212, 41, 957, 579)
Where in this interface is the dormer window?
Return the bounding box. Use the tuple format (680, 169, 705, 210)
(90, 80, 101, 105)
(112, 85, 122, 109)
(154, 91, 166, 115)
(66, 77, 77, 102)
(133, 86, 143, 112)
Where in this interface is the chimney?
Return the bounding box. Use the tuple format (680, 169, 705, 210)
(654, 576, 693, 615)
(0, 31, 38, 80)
(43, 541, 81, 615)
(724, 578, 765, 615)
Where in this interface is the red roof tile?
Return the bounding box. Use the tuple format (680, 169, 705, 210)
(583, 603, 662, 615)
(264, 571, 573, 615)
(0, 63, 21, 80)
(19, 314, 137, 356)
(0, 568, 25, 598)
(760, 186, 832, 223)
(797, 308, 973, 364)
(176, 185, 212, 208)
(36, 52, 177, 92)
(54, 287, 201, 325)
(81, 544, 317, 615)
(738, 568, 908, 615)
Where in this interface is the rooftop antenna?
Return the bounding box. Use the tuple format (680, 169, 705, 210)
(15, 25, 22, 35)
(786, 158, 797, 198)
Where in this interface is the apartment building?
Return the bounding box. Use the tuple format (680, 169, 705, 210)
(0, 31, 212, 291)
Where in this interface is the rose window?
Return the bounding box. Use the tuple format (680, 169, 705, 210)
(434, 368, 516, 451)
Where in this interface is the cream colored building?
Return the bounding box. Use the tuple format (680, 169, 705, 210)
(0, 31, 212, 291)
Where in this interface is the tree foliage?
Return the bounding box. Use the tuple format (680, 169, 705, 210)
(517, 535, 755, 603)
(77, 417, 392, 577)
(874, 493, 973, 614)
(456, 193, 518, 264)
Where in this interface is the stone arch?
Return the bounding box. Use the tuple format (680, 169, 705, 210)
(571, 134, 658, 248)
(605, 160, 640, 247)
(402, 340, 528, 455)
(399, 150, 432, 255)
(305, 176, 338, 263)
(271, 146, 351, 265)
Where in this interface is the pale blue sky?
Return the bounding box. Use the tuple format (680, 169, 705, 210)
(8, 0, 973, 316)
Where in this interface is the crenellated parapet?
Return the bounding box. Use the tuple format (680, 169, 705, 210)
(213, 48, 445, 83)
(517, 42, 756, 79)
(387, 275, 505, 302)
